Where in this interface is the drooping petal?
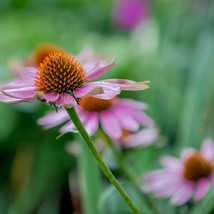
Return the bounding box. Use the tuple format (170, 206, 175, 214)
(84, 59, 115, 81)
(123, 107, 154, 126)
(60, 111, 90, 133)
(45, 92, 59, 102)
(102, 79, 150, 90)
(83, 112, 99, 135)
(112, 107, 139, 132)
(73, 82, 120, 99)
(0, 92, 26, 103)
(0, 87, 35, 101)
(121, 127, 158, 148)
(60, 121, 77, 133)
(194, 178, 211, 201)
(38, 109, 69, 129)
(143, 171, 182, 193)
(100, 110, 122, 139)
(55, 93, 77, 106)
(115, 98, 148, 109)
(74, 46, 115, 81)
(170, 181, 193, 206)
(154, 182, 183, 198)
(201, 138, 214, 160)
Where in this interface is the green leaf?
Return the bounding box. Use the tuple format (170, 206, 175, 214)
(0, 103, 16, 141)
(98, 182, 152, 214)
(77, 138, 103, 214)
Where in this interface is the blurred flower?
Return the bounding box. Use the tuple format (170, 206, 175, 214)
(38, 97, 153, 139)
(0, 48, 149, 106)
(112, 0, 149, 31)
(30, 43, 63, 67)
(9, 43, 63, 77)
(115, 127, 158, 148)
(142, 139, 214, 206)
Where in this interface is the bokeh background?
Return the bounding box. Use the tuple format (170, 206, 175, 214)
(0, 0, 214, 213)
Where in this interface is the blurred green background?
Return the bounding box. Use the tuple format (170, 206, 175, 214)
(0, 0, 214, 213)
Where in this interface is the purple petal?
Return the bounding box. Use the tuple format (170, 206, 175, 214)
(121, 127, 158, 148)
(2, 67, 37, 90)
(201, 138, 214, 160)
(0, 87, 35, 101)
(0, 92, 25, 103)
(143, 171, 182, 193)
(45, 92, 59, 102)
(60, 121, 77, 133)
(20, 67, 37, 82)
(83, 61, 99, 75)
(38, 109, 69, 129)
(60, 111, 90, 133)
(123, 107, 154, 126)
(194, 179, 211, 201)
(181, 148, 196, 160)
(112, 107, 139, 132)
(116, 98, 148, 109)
(100, 111, 122, 139)
(55, 93, 77, 106)
(83, 112, 99, 135)
(160, 156, 183, 171)
(84, 59, 115, 81)
(75, 46, 100, 64)
(102, 79, 150, 90)
(73, 82, 120, 99)
(113, 0, 149, 31)
(154, 182, 183, 198)
(170, 181, 193, 206)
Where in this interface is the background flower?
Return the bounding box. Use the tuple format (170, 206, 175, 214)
(38, 97, 153, 139)
(142, 139, 214, 206)
(112, 0, 149, 31)
(115, 127, 159, 148)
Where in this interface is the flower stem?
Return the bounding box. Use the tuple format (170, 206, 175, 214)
(65, 106, 141, 214)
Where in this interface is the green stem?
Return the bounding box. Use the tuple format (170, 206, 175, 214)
(65, 107, 141, 214)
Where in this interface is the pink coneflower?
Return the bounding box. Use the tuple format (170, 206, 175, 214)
(142, 139, 214, 206)
(115, 127, 158, 148)
(38, 97, 153, 139)
(0, 48, 149, 106)
(112, 0, 149, 31)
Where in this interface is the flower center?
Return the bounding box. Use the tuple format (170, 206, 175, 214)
(35, 52, 87, 94)
(121, 129, 133, 139)
(33, 44, 63, 66)
(183, 152, 213, 181)
(80, 97, 116, 112)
